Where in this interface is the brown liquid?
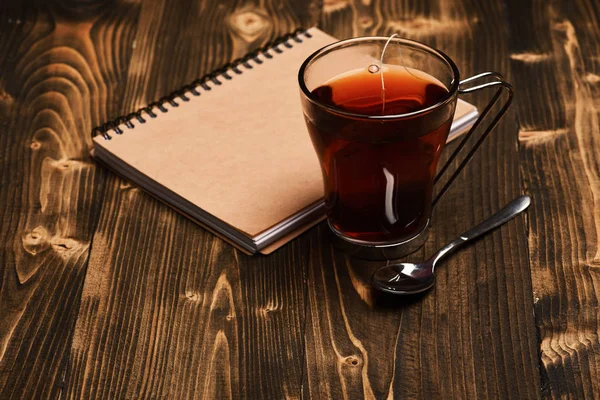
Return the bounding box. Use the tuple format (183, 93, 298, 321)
(305, 66, 453, 243)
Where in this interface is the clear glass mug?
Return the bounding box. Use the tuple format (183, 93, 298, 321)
(299, 37, 513, 259)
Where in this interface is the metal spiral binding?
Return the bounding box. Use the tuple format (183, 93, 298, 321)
(92, 28, 312, 140)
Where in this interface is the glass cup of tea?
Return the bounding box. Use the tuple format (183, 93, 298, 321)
(299, 36, 513, 259)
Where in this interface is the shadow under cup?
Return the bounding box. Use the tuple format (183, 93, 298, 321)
(299, 37, 460, 255)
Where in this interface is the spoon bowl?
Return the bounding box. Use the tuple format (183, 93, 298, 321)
(372, 262, 435, 294)
(371, 195, 531, 295)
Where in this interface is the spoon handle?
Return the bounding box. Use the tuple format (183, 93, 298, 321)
(460, 195, 531, 240)
(431, 195, 531, 265)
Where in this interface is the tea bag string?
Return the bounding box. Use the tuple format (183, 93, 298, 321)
(378, 33, 424, 115)
(379, 34, 397, 114)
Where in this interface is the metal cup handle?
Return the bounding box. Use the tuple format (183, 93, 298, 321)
(433, 72, 515, 206)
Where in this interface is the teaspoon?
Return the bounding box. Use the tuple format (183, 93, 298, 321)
(371, 195, 531, 295)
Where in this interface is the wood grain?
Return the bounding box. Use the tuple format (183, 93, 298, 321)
(1, 0, 599, 398)
(301, 0, 541, 398)
(0, 2, 140, 398)
(63, 0, 316, 398)
(508, 0, 600, 398)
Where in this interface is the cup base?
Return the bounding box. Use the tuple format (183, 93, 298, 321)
(327, 220, 429, 260)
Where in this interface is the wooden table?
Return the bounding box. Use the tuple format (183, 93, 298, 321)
(1, 0, 598, 398)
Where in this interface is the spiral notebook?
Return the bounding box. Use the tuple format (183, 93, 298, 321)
(91, 27, 479, 255)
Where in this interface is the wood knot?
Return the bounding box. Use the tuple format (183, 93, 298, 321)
(323, 0, 349, 13)
(584, 73, 600, 84)
(259, 305, 278, 317)
(119, 181, 139, 195)
(228, 9, 272, 43)
(50, 237, 81, 253)
(510, 52, 551, 63)
(22, 226, 50, 255)
(58, 158, 82, 169)
(16, 228, 82, 284)
(387, 17, 469, 36)
(552, 20, 573, 34)
(344, 356, 361, 366)
(359, 16, 373, 28)
(184, 291, 202, 303)
(49, 158, 86, 171)
(518, 128, 569, 145)
(0, 87, 13, 105)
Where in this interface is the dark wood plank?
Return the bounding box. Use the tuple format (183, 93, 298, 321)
(303, 0, 541, 398)
(0, 1, 141, 398)
(508, 0, 600, 398)
(4, 0, 599, 397)
(64, 0, 318, 398)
